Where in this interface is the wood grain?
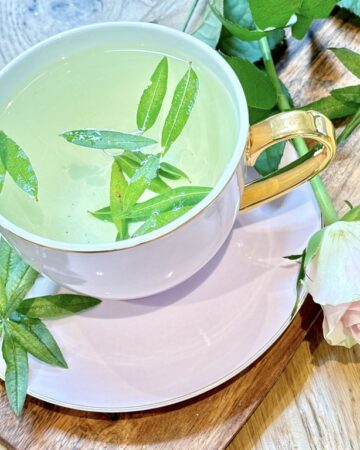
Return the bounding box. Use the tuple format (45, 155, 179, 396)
(0, 2, 358, 450)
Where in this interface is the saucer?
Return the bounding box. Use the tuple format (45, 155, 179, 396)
(0, 167, 320, 413)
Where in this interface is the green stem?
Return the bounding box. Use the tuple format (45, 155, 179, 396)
(258, 37, 339, 226)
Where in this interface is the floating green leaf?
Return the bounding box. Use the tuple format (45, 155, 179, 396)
(254, 142, 285, 176)
(123, 154, 161, 211)
(133, 206, 193, 237)
(210, 2, 269, 40)
(89, 206, 112, 222)
(331, 85, 360, 104)
(249, 0, 301, 29)
(17, 294, 101, 319)
(137, 57, 168, 132)
(8, 316, 67, 368)
(2, 332, 28, 416)
(224, 55, 277, 110)
(330, 48, 360, 79)
(161, 66, 199, 155)
(0, 131, 38, 200)
(0, 158, 5, 194)
(110, 161, 128, 240)
(119, 186, 211, 221)
(61, 130, 157, 153)
(299, 96, 358, 119)
(219, 0, 284, 62)
(159, 162, 190, 182)
(115, 155, 170, 194)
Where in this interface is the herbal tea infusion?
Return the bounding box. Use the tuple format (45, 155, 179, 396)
(0, 48, 236, 243)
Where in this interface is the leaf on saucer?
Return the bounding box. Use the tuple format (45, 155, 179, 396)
(61, 129, 157, 153)
(0, 131, 38, 200)
(161, 66, 199, 155)
(8, 316, 67, 368)
(17, 294, 101, 319)
(137, 57, 168, 132)
(2, 332, 28, 416)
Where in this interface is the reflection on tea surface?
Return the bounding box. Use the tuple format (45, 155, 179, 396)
(0, 48, 236, 243)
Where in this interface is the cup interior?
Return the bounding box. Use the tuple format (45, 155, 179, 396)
(0, 22, 248, 251)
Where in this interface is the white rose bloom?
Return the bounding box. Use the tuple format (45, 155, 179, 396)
(304, 221, 360, 305)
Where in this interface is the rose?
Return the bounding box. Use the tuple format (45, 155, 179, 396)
(303, 220, 360, 305)
(323, 301, 360, 348)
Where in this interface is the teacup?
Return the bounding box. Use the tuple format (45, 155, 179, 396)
(0, 22, 336, 299)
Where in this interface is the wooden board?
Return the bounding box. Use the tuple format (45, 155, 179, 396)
(0, 3, 358, 449)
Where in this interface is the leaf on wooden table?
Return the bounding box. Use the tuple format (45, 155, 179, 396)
(330, 47, 360, 79)
(299, 96, 358, 119)
(331, 85, 360, 104)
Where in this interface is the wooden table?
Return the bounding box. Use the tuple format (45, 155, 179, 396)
(0, 2, 359, 449)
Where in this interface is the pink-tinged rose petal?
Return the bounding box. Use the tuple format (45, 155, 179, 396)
(322, 301, 360, 348)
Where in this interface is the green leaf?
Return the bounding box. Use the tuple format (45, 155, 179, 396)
(254, 142, 285, 176)
(8, 317, 67, 368)
(304, 228, 325, 267)
(342, 203, 360, 221)
(337, 108, 360, 144)
(119, 186, 211, 221)
(291, 249, 306, 318)
(299, 96, 358, 119)
(161, 66, 199, 155)
(331, 85, 360, 103)
(0, 281, 8, 317)
(283, 254, 303, 260)
(90, 206, 112, 222)
(133, 206, 193, 237)
(123, 154, 161, 211)
(224, 55, 277, 110)
(2, 331, 28, 416)
(210, 2, 269, 41)
(252, 148, 317, 184)
(190, 0, 223, 48)
(110, 161, 128, 240)
(159, 162, 190, 182)
(0, 157, 5, 194)
(292, 14, 313, 40)
(17, 294, 101, 319)
(61, 130, 157, 153)
(249, 0, 301, 29)
(338, 0, 360, 16)
(248, 107, 276, 125)
(0, 131, 38, 200)
(5, 282, 35, 317)
(297, 0, 337, 19)
(219, 0, 284, 63)
(0, 240, 38, 311)
(137, 57, 168, 132)
(115, 155, 170, 194)
(330, 47, 360, 79)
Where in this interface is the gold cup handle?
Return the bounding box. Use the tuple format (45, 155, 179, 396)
(239, 110, 336, 212)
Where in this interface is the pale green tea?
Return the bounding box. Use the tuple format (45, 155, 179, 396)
(0, 47, 236, 243)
